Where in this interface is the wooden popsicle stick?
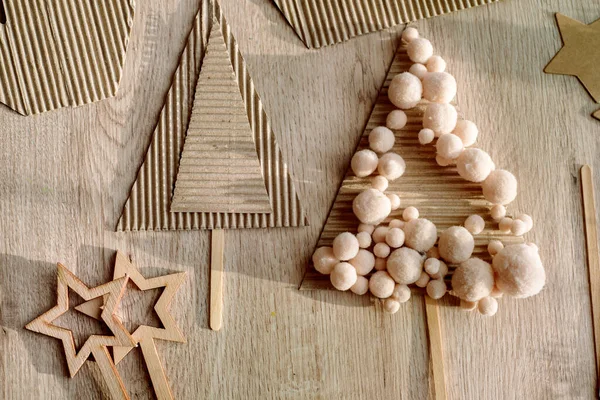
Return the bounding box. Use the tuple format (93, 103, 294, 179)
(91, 346, 130, 400)
(425, 296, 448, 400)
(581, 165, 600, 384)
(210, 229, 225, 331)
(138, 337, 174, 400)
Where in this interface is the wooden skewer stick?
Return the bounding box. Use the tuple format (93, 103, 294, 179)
(210, 229, 225, 331)
(91, 346, 130, 400)
(581, 165, 600, 386)
(425, 296, 448, 400)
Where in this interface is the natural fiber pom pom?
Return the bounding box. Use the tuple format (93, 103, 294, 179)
(330, 262, 358, 291)
(427, 247, 440, 259)
(407, 38, 433, 64)
(392, 284, 412, 303)
(387, 247, 424, 284)
(353, 188, 392, 225)
(490, 205, 506, 222)
(439, 226, 475, 264)
(435, 260, 449, 279)
(409, 63, 428, 80)
(371, 176, 389, 192)
(464, 215, 485, 235)
(403, 206, 419, 221)
(401, 27, 419, 43)
(374, 257, 387, 271)
(356, 231, 372, 249)
(527, 242, 539, 252)
(350, 276, 369, 295)
(374, 242, 391, 258)
(386, 110, 408, 130)
(451, 258, 494, 302)
(358, 223, 375, 234)
(482, 170, 518, 205)
(426, 279, 447, 299)
(490, 285, 503, 298)
(426, 56, 447, 72)
(517, 213, 533, 232)
(383, 298, 401, 314)
(351, 149, 379, 178)
(424, 103, 458, 136)
(511, 219, 528, 236)
(333, 232, 360, 261)
(312, 246, 338, 275)
(460, 299, 477, 311)
(453, 120, 479, 147)
(404, 218, 437, 252)
(372, 226, 389, 243)
(415, 271, 430, 288)
(498, 217, 513, 233)
(478, 296, 498, 316)
(422, 72, 456, 103)
(378, 153, 406, 180)
(456, 148, 494, 183)
(492, 244, 545, 298)
(418, 128, 435, 145)
(389, 72, 423, 109)
(369, 126, 396, 154)
(387, 194, 401, 210)
(349, 249, 376, 275)
(389, 219, 405, 229)
(487, 240, 504, 256)
(424, 258, 440, 276)
(386, 228, 405, 248)
(369, 271, 396, 298)
(436, 133, 464, 160)
(436, 155, 453, 167)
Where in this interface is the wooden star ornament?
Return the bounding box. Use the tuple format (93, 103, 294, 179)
(25, 263, 135, 400)
(545, 13, 600, 103)
(76, 251, 187, 400)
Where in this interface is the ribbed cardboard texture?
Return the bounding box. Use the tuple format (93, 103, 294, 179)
(274, 0, 499, 49)
(0, 0, 134, 115)
(301, 40, 520, 290)
(117, 1, 307, 231)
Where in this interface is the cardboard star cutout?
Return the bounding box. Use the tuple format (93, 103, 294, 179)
(25, 263, 135, 400)
(77, 251, 186, 400)
(545, 13, 600, 103)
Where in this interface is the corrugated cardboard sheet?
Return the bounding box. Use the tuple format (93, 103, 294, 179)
(0, 0, 135, 115)
(301, 40, 520, 290)
(117, 1, 307, 231)
(273, 0, 499, 48)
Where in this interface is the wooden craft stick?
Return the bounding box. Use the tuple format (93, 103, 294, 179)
(91, 346, 130, 400)
(581, 165, 600, 383)
(210, 229, 225, 331)
(139, 338, 174, 400)
(425, 296, 448, 400)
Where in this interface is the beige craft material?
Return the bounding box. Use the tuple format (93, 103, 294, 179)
(594, 109, 600, 121)
(25, 264, 135, 400)
(76, 251, 186, 400)
(0, 0, 135, 115)
(273, 0, 499, 49)
(301, 38, 520, 290)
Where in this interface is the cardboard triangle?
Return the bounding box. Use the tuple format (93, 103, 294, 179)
(117, 1, 306, 230)
(171, 21, 272, 214)
(301, 37, 521, 289)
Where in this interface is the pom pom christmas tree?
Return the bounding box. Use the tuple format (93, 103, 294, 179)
(117, 0, 306, 331)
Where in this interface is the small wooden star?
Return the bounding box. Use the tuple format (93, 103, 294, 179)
(76, 251, 187, 400)
(545, 13, 600, 102)
(25, 263, 135, 399)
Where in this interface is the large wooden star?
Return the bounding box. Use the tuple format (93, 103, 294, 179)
(76, 251, 187, 400)
(545, 13, 600, 102)
(25, 263, 135, 400)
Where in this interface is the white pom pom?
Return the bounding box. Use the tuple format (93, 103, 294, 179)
(409, 63, 428, 80)
(353, 189, 392, 225)
(369, 126, 396, 154)
(456, 148, 494, 183)
(423, 103, 458, 136)
(482, 170, 518, 205)
(436, 133, 464, 160)
(464, 214, 485, 235)
(418, 128, 435, 145)
(422, 72, 456, 103)
(386, 110, 408, 130)
(426, 56, 446, 72)
(453, 120, 478, 147)
(351, 149, 379, 178)
(407, 38, 433, 64)
(401, 27, 419, 43)
(388, 72, 423, 109)
(377, 153, 406, 181)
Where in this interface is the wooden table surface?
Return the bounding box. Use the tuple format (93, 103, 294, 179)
(1, 0, 599, 398)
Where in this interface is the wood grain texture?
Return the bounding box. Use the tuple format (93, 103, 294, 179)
(1, 0, 600, 399)
(425, 297, 447, 400)
(210, 229, 225, 332)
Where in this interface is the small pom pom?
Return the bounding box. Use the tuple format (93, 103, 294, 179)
(369, 270, 396, 298)
(426, 279, 447, 300)
(333, 232, 360, 261)
(369, 126, 396, 154)
(426, 247, 440, 260)
(478, 296, 498, 316)
(358, 223, 375, 234)
(438, 226, 475, 264)
(330, 262, 358, 291)
(492, 244, 545, 298)
(498, 217, 513, 233)
(511, 219, 527, 236)
(422, 72, 456, 103)
(351, 149, 379, 178)
(453, 120, 479, 147)
(482, 170, 518, 205)
(374, 242, 391, 258)
(356, 231, 372, 249)
(392, 284, 412, 303)
(464, 215, 485, 235)
(388, 72, 423, 109)
(409, 63, 428, 80)
(372, 226, 389, 243)
(350, 276, 369, 295)
(424, 258, 440, 276)
(426, 56, 446, 72)
(386, 227, 406, 248)
(378, 153, 406, 181)
(487, 240, 504, 256)
(423, 103, 458, 136)
(349, 249, 376, 275)
(418, 128, 435, 145)
(490, 205, 506, 222)
(387, 194, 401, 210)
(353, 188, 392, 225)
(456, 148, 494, 183)
(383, 298, 401, 314)
(371, 175, 389, 192)
(401, 27, 419, 43)
(386, 110, 408, 130)
(374, 257, 387, 271)
(387, 247, 424, 284)
(404, 218, 437, 252)
(517, 214, 533, 232)
(436, 133, 464, 160)
(451, 258, 494, 301)
(415, 271, 431, 287)
(403, 206, 419, 221)
(388, 219, 405, 229)
(312, 246, 338, 275)
(436, 155, 453, 167)
(407, 38, 433, 64)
